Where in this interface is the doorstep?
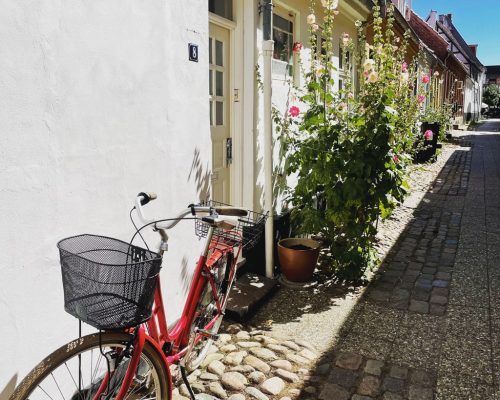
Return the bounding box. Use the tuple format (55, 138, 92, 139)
(226, 272, 278, 321)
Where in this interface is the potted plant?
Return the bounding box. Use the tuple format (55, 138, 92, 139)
(277, 237, 321, 282)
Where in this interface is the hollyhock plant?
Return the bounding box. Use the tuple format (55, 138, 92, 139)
(423, 130, 433, 140)
(277, 2, 422, 281)
(418, 95, 425, 104)
(421, 74, 430, 84)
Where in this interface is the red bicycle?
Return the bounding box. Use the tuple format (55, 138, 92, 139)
(10, 192, 266, 400)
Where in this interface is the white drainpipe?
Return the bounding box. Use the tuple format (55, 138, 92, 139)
(263, 39, 274, 279)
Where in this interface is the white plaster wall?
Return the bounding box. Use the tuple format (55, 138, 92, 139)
(0, 0, 210, 392)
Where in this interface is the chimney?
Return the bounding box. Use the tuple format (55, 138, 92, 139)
(469, 44, 478, 56)
(447, 13, 452, 22)
(426, 10, 438, 28)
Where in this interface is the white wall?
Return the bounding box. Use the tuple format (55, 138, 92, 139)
(0, 0, 210, 393)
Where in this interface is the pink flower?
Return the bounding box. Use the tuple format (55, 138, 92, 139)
(292, 42, 303, 53)
(421, 74, 430, 84)
(402, 62, 408, 73)
(289, 106, 300, 117)
(418, 95, 425, 104)
(393, 155, 399, 163)
(424, 130, 433, 140)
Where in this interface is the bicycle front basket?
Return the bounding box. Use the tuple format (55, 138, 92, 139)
(57, 234, 162, 330)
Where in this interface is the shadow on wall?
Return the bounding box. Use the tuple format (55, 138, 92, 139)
(188, 148, 211, 202)
(0, 374, 17, 400)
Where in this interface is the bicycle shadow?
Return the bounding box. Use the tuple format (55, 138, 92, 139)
(0, 374, 17, 400)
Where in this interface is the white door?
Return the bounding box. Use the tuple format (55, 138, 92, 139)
(209, 23, 231, 203)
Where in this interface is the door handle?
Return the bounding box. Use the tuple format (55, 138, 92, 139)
(226, 138, 232, 166)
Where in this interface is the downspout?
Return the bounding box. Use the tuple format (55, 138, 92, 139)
(262, 0, 274, 279)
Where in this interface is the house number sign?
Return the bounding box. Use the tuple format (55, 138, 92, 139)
(189, 43, 199, 62)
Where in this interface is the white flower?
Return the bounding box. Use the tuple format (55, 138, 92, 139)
(307, 14, 316, 25)
(367, 70, 379, 83)
(400, 72, 409, 82)
(355, 20, 362, 27)
(321, 0, 339, 9)
(363, 58, 375, 72)
(342, 33, 350, 46)
(311, 23, 319, 32)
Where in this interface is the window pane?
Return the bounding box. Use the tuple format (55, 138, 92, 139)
(209, 70, 213, 96)
(209, 38, 212, 64)
(273, 29, 292, 63)
(216, 40, 223, 66)
(209, 0, 233, 20)
(210, 101, 213, 126)
(216, 71, 223, 96)
(216, 101, 224, 125)
(274, 14, 292, 32)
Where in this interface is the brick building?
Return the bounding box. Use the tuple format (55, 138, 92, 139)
(412, 11, 485, 122)
(486, 65, 500, 86)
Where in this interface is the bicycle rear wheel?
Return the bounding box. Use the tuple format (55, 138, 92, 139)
(184, 250, 234, 371)
(10, 332, 170, 400)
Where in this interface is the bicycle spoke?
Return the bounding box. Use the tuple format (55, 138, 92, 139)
(37, 383, 56, 400)
(50, 373, 66, 400)
(63, 362, 83, 400)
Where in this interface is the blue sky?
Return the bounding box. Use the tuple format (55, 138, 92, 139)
(411, 0, 500, 66)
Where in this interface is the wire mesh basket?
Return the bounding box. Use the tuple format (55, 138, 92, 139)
(57, 234, 162, 330)
(194, 201, 268, 250)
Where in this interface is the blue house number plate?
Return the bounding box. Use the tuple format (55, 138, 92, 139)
(189, 43, 198, 62)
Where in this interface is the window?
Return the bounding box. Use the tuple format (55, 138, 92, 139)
(209, 0, 232, 20)
(273, 7, 295, 78)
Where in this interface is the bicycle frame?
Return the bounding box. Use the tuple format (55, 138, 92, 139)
(110, 219, 242, 400)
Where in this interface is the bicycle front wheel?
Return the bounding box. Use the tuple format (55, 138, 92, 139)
(10, 332, 170, 400)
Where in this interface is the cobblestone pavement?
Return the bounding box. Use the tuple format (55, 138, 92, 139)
(179, 121, 500, 400)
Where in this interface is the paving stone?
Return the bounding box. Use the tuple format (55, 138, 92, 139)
(328, 367, 359, 389)
(270, 359, 293, 371)
(357, 375, 380, 397)
(409, 300, 429, 314)
(245, 386, 269, 400)
(352, 395, 373, 400)
(260, 377, 285, 395)
(408, 386, 433, 400)
(248, 371, 266, 384)
(432, 279, 450, 288)
(364, 359, 384, 376)
(275, 368, 300, 383)
(221, 372, 247, 391)
(429, 294, 447, 305)
(244, 355, 271, 373)
(382, 393, 404, 400)
(389, 365, 408, 379)
(382, 377, 405, 394)
(318, 383, 350, 400)
(429, 304, 446, 315)
(409, 369, 435, 387)
(335, 352, 363, 370)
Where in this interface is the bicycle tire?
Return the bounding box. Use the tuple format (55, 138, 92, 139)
(184, 250, 234, 371)
(9, 332, 171, 400)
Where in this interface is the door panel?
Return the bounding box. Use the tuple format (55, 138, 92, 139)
(209, 23, 230, 203)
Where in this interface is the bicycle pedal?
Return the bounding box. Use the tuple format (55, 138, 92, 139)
(194, 328, 219, 341)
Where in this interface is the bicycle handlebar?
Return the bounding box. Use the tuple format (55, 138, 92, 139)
(135, 193, 249, 231)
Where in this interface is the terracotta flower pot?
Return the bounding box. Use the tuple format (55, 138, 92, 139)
(277, 238, 321, 282)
